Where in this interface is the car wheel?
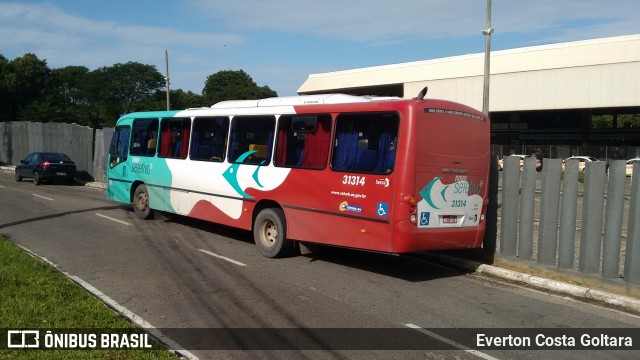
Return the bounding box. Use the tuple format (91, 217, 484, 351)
(15, 170, 22, 182)
(253, 208, 295, 258)
(133, 184, 154, 220)
(33, 172, 42, 185)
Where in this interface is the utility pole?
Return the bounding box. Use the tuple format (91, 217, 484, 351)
(482, 0, 493, 115)
(165, 49, 170, 111)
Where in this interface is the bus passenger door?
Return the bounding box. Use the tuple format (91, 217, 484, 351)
(107, 126, 131, 203)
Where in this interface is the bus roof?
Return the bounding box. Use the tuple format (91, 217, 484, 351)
(209, 94, 402, 109)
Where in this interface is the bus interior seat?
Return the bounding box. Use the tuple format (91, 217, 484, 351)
(146, 138, 156, 155)
(333, 132, 358, 171)
(249, 144, 267, 159)
(354, 148, 377, 171)
(196, 145, 212, 159)
(295, 147, 304, 166)
(265, 132, 274, 162)
(160, 130, 172, 157)
(386, 149, 396, 171)
(173, 140, 182, 157)
(375, 132, 393, 173)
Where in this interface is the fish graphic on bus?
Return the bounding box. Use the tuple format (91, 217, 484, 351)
(417, 177, 484, 228)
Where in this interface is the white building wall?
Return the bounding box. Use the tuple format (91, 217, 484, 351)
(299, 35, 640, 113)
(405, 61, 640, 113)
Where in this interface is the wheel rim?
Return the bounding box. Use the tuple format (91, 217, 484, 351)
(135, 192, 148, 212)
(258, 219, 278, 248)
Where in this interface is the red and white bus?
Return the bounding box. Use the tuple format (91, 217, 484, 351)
(106, 92, 490, 257)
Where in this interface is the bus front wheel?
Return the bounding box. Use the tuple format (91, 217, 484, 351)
(253, 208, 294, 258)
(133, 184, 154, 220)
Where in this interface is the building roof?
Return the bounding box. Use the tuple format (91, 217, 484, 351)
(297, 34, 640, 96)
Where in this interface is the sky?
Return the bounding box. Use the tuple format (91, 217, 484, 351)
(1, 1, 639, 97)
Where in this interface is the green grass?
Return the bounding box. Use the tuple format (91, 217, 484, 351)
(0, 236, 177, 359)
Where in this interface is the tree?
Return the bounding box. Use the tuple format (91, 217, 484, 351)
(0, 55, 10, 122)
(203, 70, 277, 104)
(146, 89, 207, 111)
(84, 62, 165, 126)
(2, 54, 52, 122)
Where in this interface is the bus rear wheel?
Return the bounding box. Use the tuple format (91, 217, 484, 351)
(253, 208, 294, 258)
(133, 184, 154, 220)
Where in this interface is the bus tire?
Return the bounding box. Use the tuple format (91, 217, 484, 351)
(133, 184, 154, 220)
(253, 208, 294, 258)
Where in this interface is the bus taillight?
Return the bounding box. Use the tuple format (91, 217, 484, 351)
(480, 197, 490, 222)
(406, 195, 417, 224)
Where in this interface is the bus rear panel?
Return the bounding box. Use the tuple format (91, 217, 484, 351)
(391, 99, 490, 253)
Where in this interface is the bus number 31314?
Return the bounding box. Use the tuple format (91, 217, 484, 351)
(343, 175, 365, 186)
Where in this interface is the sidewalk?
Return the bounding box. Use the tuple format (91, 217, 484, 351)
(418, 250, 640, 316)
(2, 164, 639, 315)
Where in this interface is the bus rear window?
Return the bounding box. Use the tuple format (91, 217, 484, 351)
(331, 112, 399, 174)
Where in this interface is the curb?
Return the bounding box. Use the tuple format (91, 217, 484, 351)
(419, 252, 640, 316)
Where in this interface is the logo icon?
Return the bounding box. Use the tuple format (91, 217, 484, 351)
(420, 212, 430, 226)
(375, 178, 390, 187)
(339, 201, 362, 213)
(7, 330, 40, 348)
(377, 202, 388, 217)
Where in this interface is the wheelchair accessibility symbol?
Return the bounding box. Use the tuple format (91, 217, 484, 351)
(377, 202, 388, 218)
(420, 212, 430, 226)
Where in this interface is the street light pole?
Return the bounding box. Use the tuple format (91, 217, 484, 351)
(165, 49, 170, 111)
(482, 0, 493, 115)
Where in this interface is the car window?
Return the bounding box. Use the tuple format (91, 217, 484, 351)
(30, 153, 39, 164)
(42, 153, 71, 162)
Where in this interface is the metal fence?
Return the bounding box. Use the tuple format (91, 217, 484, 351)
(497, 156, 640, 285)
(491, 144, 640, 162)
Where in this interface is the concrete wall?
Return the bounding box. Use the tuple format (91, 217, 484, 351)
(93, 127, 114, 183)
(0, 122, 113, 181)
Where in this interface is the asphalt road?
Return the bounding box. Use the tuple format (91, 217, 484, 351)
(0, 170, 638, 360)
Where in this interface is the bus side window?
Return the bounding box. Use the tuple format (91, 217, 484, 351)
(158, 118, 191, 160)
(274, 114, 332, 169)
(109, 126, 131, 168)
(228, 116, 275, 164)
(130, 118, 159, 157)
(331, 112, 399, 174)
(190, 116, 229, 162)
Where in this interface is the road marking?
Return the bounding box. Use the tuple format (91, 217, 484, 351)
(198, 248, 247, 267)
(95, 213, 133, 226)
(404, 323, 499, 360)
(15, 244, 199, 360)
(0, 184, 5, 188)
(32, 193, 53, 201)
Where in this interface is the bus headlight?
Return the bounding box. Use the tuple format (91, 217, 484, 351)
(410, 214, 417, 223)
